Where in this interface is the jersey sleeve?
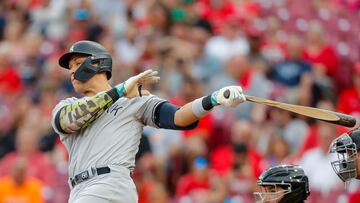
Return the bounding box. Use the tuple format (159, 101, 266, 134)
(52, 88, 120, 136)
(135, 95, 166, 128)
(51, 97, 77, 140)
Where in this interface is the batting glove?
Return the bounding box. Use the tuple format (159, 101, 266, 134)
(115, 69, 160, 98)
(211, 86, 246, 107)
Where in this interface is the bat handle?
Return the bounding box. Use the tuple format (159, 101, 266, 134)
(224, 89, 230, 98)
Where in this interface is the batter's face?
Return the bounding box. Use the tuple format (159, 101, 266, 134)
(68, 54, 110, 96)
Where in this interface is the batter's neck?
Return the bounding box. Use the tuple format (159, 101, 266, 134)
(84, 83, 113, 96)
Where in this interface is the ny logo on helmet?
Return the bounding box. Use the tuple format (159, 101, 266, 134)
(70, 45, 75, 52)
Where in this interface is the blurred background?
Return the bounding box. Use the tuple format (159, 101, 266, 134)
(0, 0, 359, 202)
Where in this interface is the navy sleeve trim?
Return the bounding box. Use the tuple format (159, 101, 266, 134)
(152, 101, 167, 127)
(54, 107, 68, 134)
(154, 102, 198, 130)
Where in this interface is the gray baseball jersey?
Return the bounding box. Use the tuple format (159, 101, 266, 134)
(51, 94, 165, 178)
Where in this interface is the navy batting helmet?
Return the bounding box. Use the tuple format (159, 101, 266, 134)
(59, 40, 112, 82)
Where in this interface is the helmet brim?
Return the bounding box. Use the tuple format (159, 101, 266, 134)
(58, 52, 91, 69)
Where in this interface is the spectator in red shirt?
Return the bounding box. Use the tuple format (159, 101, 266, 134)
(223, 139, 258, 203)
(232, 0, 262, 23)
(0, 43, 22, 97)
(196, 0, 236, 34)
(170, 76, 215, 141)
(176, 157, 210, 197)
(302, 21, 338, 80)
(176, 157, 225, 202)
(337, 62, 360, 120)
(260, 16, 287, 65)
(135, 151, 169, 203)
(210, 120, 263, 178)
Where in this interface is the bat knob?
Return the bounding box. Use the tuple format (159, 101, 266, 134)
(224, 89, 230, 99)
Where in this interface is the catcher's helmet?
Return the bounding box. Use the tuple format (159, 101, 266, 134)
(254, 165, 310, 203)
(329, 129, 360, 182)
(59, 40, 112, 82)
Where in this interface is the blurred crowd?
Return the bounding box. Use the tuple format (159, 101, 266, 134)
(0, 0, 360, 202)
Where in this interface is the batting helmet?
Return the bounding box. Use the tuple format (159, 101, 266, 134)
(329, 129, 360, 182)
(254, 165, 310, 203)
(59, 40, 112, 82)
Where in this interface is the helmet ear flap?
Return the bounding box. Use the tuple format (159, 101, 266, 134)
(92, 54, 112, 79)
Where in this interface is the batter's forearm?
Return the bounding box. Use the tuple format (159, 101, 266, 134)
(55, 88, 120, 134)
(174, 95, 215, 127)
(174, 102, 199, 127)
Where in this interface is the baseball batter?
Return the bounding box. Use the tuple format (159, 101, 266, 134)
(51, 40, 246, 203)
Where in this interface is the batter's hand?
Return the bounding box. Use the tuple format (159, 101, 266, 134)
(116, 69, 160, 98)
(211, 86, 246, 107)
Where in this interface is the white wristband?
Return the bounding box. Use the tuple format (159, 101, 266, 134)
(192, 97, 211, 118)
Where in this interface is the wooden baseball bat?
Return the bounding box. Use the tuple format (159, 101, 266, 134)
(223, 90, 356, 127)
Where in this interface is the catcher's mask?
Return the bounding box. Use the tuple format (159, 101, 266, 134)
(254, 165, 310, 203)
(59, 40, 112, 82)
(329, 129, 360, 182)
